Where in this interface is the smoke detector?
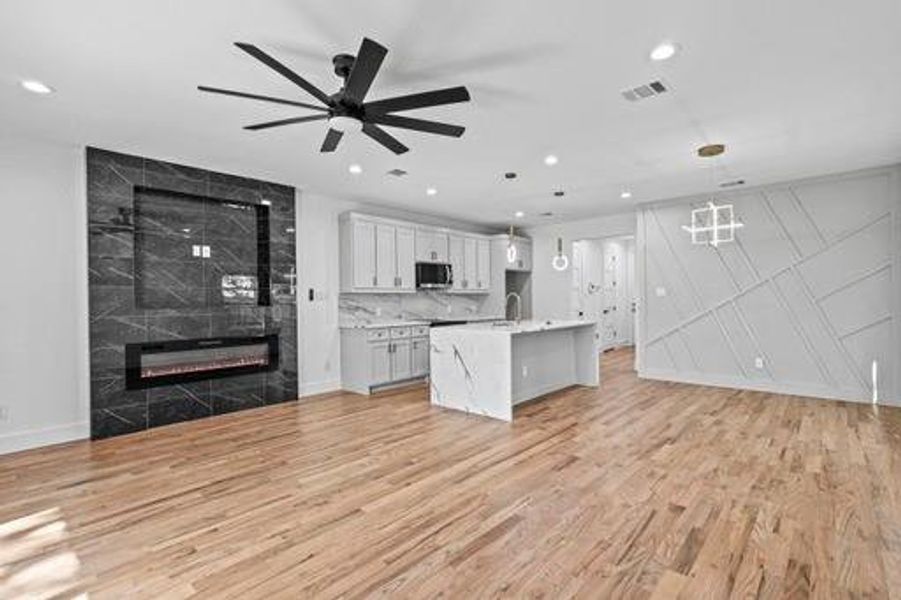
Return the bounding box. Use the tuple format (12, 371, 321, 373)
(621, 80, 669, 102)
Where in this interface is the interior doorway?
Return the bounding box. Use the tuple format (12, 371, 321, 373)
(571, 235, 636, 354)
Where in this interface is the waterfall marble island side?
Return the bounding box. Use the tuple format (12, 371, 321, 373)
(429, 320, 599, 421)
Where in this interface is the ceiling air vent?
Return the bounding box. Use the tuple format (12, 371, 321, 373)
(621, 80, 669, 102)
(386, 168, 408, 177)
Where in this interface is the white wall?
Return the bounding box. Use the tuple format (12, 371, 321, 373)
(296, 192, 357, 396)
(0, 137, 90, 453)
(637, 166, 901, 406)
(525, 212, 636, 319)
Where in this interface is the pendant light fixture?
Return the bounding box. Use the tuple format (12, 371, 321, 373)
(552, 237, 569, 271)
(681, 143, 744, 247)
(506, 226, 517, 263)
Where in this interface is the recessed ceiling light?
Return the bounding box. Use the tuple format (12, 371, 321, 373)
(650, 42, 679, 62)
(620, 191, 632, 199)
(348, 164, 362, 175)
(514, 211, 525, 218)
(544, 154, 558, 166)
(426, 187, 438, 196)
(21, 79, 53, 94)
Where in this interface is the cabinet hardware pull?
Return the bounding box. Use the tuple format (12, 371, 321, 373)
(373, 275, 377, 286)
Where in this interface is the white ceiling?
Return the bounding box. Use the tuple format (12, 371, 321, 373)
(2, 0, 900, 226)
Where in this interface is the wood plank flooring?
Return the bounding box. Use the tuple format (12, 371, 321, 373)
(1, 348, 900, 599)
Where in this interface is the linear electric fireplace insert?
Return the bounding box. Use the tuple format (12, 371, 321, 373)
(125, 335, 279, 390)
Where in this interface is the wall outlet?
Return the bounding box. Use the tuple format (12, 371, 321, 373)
(754, 356, 765, 369)
(0, 406, 9, 422)
(522, 365, 528, 378)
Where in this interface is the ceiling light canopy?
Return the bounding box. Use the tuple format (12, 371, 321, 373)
(650, 42, 679, 61)
(21, 79, 53, 94)
(544, 154, 558, 166)
(329, 115, 363, 133)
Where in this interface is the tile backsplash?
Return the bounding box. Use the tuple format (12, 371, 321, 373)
(339, 291, 499, 325)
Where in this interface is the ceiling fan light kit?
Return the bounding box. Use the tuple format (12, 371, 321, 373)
(200, 37, 471, 155)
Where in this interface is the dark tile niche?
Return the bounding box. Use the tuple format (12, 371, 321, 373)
(87, 147, 298, 439)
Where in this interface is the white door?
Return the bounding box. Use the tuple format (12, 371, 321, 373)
(375, 224, 396, 290)
(370, 342, 392, 384)
(476, 239, 490, 291)
(352, 220, 376, 288)
(448, 234, 465, 291)
(463, 237, 477, 290)
(391, 339, 413, 381)
(411, 337, 429, 377)
(395, 226, 415, 291)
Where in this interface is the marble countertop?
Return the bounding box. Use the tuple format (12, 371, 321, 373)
(432, 319, 597, 336)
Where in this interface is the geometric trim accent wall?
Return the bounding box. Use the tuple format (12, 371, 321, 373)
(638, 167, 900, 406)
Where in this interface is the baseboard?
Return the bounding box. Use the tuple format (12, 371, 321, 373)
(638, 368, 873, 405)
(299, 379, 342, 397)
(0, 421, 89, 456)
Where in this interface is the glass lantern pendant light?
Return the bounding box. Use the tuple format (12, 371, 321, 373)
(552, 237, 569, 271)
(506, 225, 517, 263)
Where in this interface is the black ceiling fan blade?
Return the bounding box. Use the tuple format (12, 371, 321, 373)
(244, 114, 329, 131)
(364, 86, 470, 114)
(343, 38, 388, 104)
(362, 123, 409, 154)
(197, 86, 329, 111)
(234, 42, 333, 106)
(366, 113, 465, 137)
(320, 128, 344, 152)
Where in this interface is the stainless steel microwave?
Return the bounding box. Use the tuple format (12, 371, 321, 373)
(416, 262, 453, 289)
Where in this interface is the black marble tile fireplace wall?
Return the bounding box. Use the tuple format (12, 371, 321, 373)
(87, 147, 298, 439)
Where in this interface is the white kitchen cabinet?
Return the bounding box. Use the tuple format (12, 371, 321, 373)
(506, 238, 532, 272)
(351, 220, 376, 288)
(448, 234, 465, 292)
(375, 224, 396, 290)
(340, 214, 416, 293)
(476, 239, 491, 291)
(447, 233, 489, 294)
(370, 341, 392, 385)
(415, 228, 448, 263)
(390, 339, 413, 381)
(341, 326, 431, 394)
(395, 226, 415, 290)
(411, 337, 429, 377)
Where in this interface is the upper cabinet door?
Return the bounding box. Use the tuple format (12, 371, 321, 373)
(448, 234, 465, 291)
(395, 226, 416, 290)
(352, 220, 376, 288)
(415, 228, 434, 263)
(476, 239, 491, 290)
(375, 224, 396, 289)
(519, 240, 533, 272)
(415, 228, 449, 263)
(463, 237, 477, 290)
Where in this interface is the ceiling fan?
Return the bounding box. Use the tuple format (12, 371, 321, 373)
(199, 37, 471, 155)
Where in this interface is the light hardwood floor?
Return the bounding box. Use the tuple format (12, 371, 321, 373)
(1, 349, 900, 599)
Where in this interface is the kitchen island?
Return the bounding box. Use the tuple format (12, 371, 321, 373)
(429, 320, 598, 421)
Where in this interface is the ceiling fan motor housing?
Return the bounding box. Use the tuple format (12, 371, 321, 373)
(332, 53, 356, 80)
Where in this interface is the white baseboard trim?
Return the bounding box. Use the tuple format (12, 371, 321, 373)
(0, 421, 89, 456)
(638, 369, 873, 406)
(299, 379, 343, 398)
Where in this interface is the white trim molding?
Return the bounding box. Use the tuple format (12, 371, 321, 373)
(0, 421, 89, 456)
